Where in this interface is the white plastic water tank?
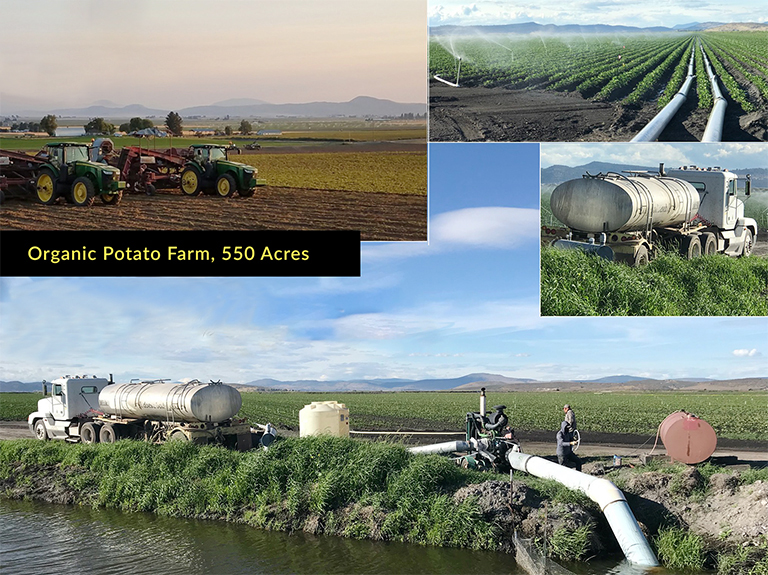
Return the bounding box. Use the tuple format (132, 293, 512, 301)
(299, 401, 350, 437)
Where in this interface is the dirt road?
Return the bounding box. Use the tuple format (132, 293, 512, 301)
(0, 186, 427, 241)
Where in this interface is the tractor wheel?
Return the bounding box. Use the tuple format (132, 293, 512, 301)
(101, 191, 122, 206)
(679, 235, 702, 259)
(740, 229, 754, 258)
(180, 168, 202, 196)
(71, 177, 96, 207)
(36, 169, 59, 205)
(215, 174, 236, 198)
(99, 423, 121, 444)
(633, 245, 649, 267)
(80, 422, 100, 444)
(34, 419, 49, 441)
(145, 183, 157, 196)
(701, 232, 717, 256)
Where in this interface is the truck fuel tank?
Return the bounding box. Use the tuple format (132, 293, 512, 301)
(551, 173, 700, 233)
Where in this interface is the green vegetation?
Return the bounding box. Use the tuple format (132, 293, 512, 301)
(655, 526, 706, 571)
(4, 389, 766, 440)
(239, 151, 427, 195)
(430, 32, 767, 109)
(549, 525, 591, 562)
(0, 437, 501, 551)
(717, 539, 768, 575)
(541, 246, 768, 316)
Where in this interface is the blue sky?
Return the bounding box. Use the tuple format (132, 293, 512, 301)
(0, 0, 426, 112)
(541, 143, 768, 171)
(429, 1, 767, 27)
(1, 143, 766, 384)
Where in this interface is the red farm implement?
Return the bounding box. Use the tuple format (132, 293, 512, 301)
(110, 146, 191, 195)
(0, 149, 46, 203)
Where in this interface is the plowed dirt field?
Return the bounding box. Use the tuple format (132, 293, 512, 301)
(0, 186, 427, 241)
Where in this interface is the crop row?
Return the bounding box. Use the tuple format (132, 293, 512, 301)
(701, 42, 756, 112)
(705, 42, 768, 103)
(694, 43, 714, 109)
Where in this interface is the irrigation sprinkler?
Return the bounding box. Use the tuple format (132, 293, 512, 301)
(434, 57, 462, 87)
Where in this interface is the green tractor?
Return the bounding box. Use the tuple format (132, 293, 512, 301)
(180, 144, 266, 198)
(35, 143, 126, 207)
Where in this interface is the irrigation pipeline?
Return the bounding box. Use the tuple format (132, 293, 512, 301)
(631, 44, 696, 142)
(434, 57, 462, 87)
(700, 43, 728, 142)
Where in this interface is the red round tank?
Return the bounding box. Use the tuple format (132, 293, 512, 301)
(659, 411, 717, 464)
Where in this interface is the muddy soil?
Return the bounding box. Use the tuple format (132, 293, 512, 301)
(429, 82, 767, 142)
(0, 186, 427, 241)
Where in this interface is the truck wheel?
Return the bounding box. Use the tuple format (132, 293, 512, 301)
(99, 423, 121, 444)
(169, 429, 189, 442)
(633, 245, 649, 267)
(701, 232, 717, 256)
(215, 174, 236, 198)
(34, 419, 49, 441)
(71, 177, 96, 207)
(180, 168, 202, 196)
(81, 422, 100, 444)
(680, 235, 701, 259)
(101, 191, 122, 206)
(36, 169, 59, 205)
(740, 229, 754, 257)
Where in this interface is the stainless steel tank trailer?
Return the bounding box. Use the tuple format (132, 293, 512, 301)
(545, 164, 758, 265)
(28, 375, 276, 450)
(409, 388, 522, 472)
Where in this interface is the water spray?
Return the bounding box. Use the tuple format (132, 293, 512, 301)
(434, 56, 462, 87)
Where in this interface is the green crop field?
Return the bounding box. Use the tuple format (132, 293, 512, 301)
(541, 246, 768, 316)
(3, 390, 765, 440)
(240, 151, 427, 195)
(430, 32, 768, 110)
(5, 389, 766, 441)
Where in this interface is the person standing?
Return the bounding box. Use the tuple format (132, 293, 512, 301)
(556, 420, 582, 471)
(563, 404, 576, 431)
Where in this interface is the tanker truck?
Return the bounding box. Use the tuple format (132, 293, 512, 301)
(543, 164, 758, 266)
(27, 375, 276, 451)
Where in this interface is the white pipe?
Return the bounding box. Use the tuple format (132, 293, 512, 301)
(408, 440, 471, 455)
(480, 388, 487, 417)
(434, 57, 461, 87)
(700, 44, 727, 143)
(631, 46, 696, 142)
(507, 451, 659, 568)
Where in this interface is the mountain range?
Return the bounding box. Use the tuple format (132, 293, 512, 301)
(430, 21, 768, 36)
(541, 162, 768, 187)
(3, 96, 426, 120)
(3, 373, 764, 393)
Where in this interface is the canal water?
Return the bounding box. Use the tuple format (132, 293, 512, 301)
(0, 499, 652, 575)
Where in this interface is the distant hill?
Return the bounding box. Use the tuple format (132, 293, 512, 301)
(3, 375, 765, 393)
(430, 21, 764, 36)
(541, 162, 768, 187)
(8, 96, 426, 120)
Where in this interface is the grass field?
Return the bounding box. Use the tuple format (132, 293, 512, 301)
(541, 246, 768, 316)
(5, 390, 764, 440)
(239, 152, 426, 195)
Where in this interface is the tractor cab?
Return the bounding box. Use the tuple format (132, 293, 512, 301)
(190, 144, 228, 164)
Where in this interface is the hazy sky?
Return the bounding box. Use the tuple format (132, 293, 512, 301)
(429, 0, 767, 27)
(541, 143, 768, 170)
(0, 0, 426, 112)
(1, 143, 765, 385)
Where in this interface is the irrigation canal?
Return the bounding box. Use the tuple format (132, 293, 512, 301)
(0, 498, 655, 575)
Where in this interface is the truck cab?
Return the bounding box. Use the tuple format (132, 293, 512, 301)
(28, 376, 111, 441)
(668, 166, 756, 256)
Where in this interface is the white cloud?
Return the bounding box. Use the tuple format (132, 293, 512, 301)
(733, 349, 760, 357)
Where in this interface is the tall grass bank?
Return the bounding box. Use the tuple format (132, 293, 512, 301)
(541, 247, 768, 316)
